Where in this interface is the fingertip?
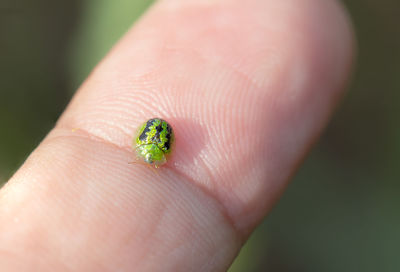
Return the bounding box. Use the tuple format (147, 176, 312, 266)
(58, 0, 357, 233)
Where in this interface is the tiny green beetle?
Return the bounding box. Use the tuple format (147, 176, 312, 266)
(133, 118, 174, 168)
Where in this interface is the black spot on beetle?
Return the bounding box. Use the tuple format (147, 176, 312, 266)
(163, 126, 173, 151)
(163, 136, 171, 150)
(138, 119, 154, 141)
(154, 124, 163, 140)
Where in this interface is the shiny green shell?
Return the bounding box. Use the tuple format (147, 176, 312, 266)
(133, 118, 174, 167)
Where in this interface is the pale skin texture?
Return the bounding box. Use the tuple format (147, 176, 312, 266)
(0, 0, 354, 271)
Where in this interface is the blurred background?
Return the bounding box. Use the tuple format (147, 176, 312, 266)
(0, 0, 398, 271)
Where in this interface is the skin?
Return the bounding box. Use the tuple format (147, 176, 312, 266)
(0, 0, 354, 271)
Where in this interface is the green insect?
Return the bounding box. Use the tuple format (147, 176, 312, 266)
(133, 118, 174, 168)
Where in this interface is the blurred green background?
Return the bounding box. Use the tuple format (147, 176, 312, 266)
(0, 0, 398, 271)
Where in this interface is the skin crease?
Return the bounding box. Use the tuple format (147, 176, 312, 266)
(0, 0, 354, 271)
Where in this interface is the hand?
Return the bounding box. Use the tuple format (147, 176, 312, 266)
(0, 0, 354, 271)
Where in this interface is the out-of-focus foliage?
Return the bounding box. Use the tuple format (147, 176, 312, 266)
(0, 0, 80, 180)
(0, 0, 398, 271)
(68, 0, 154, 90)
(0, 0, 153, 181)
